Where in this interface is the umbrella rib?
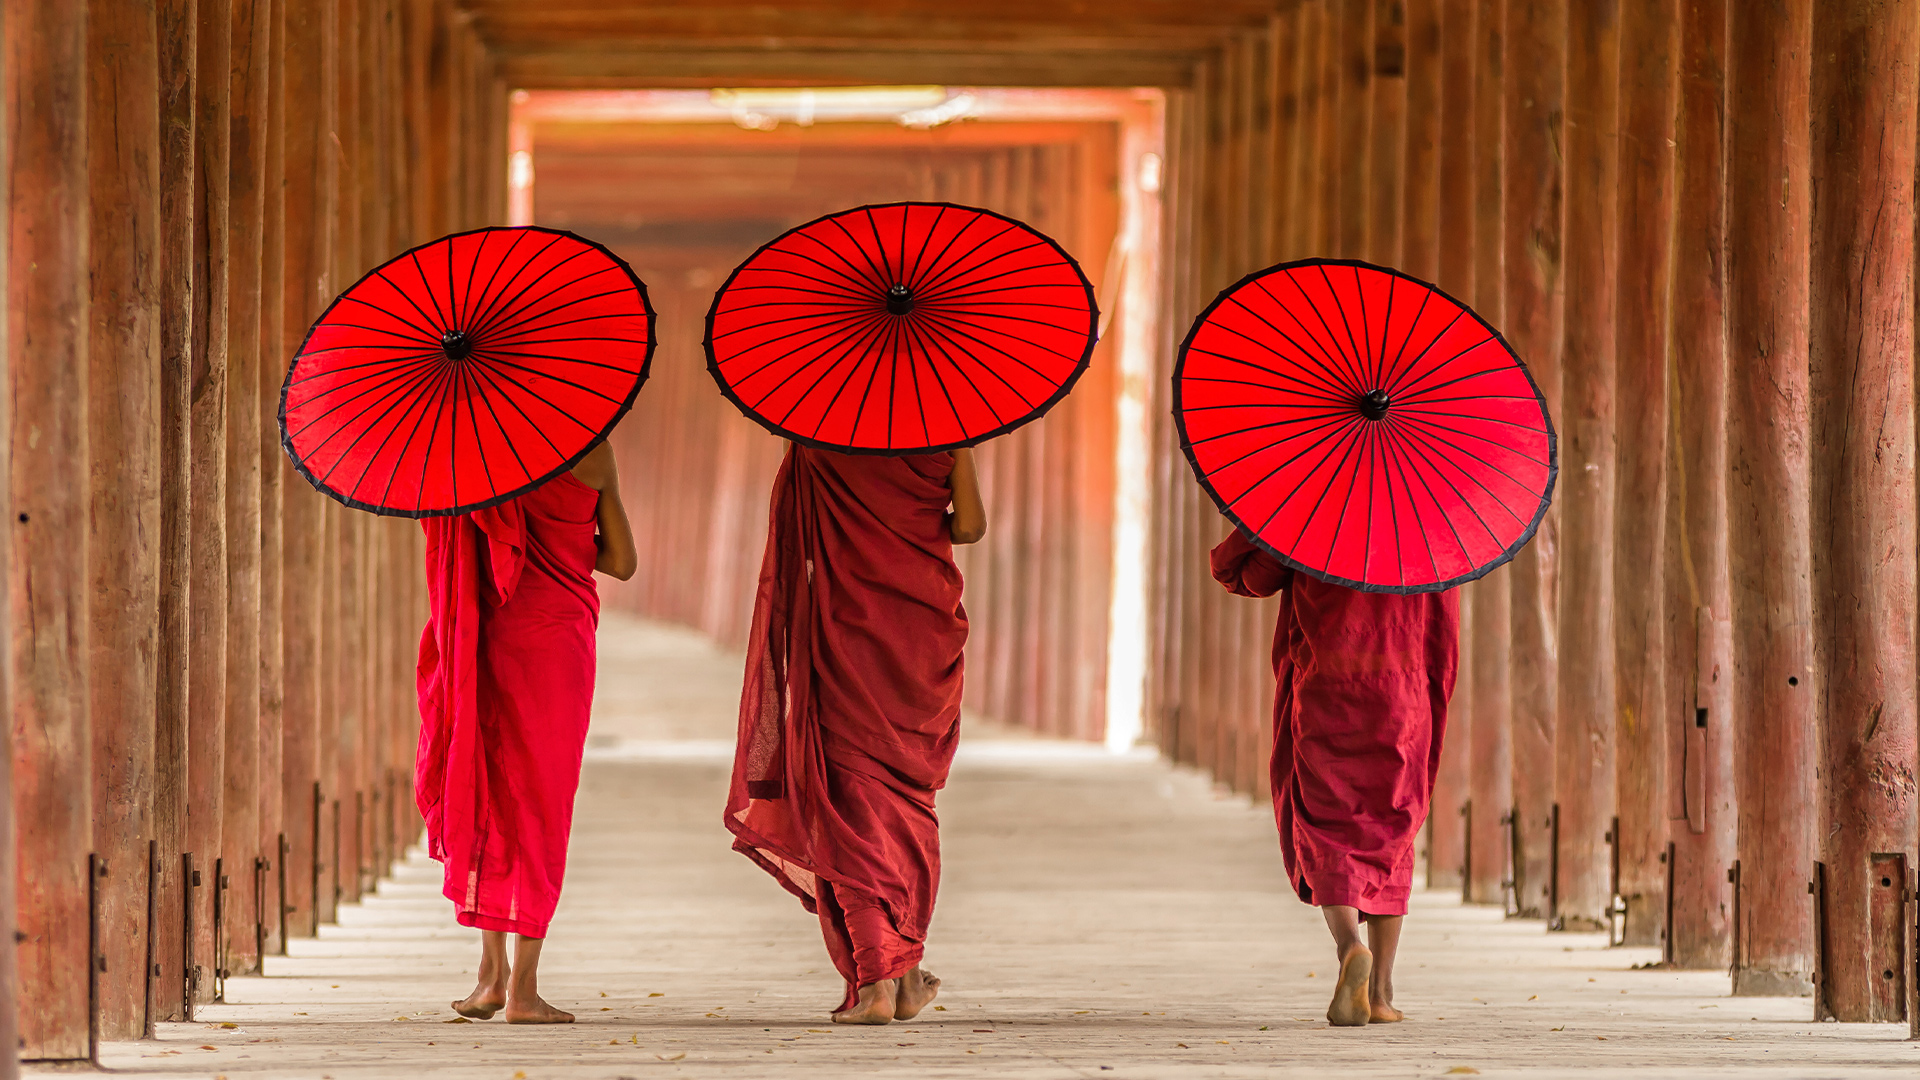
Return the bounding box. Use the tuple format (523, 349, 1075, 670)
(849, 312, 901, 449)
(916, 320, 1012, 431)
(465, 357, 599, 440)
(369, 362, 455, 511)
(458, 361, 500, 501)
(289, 348, 443, 387)
(902, 316, 981, 438)
(908, 224, 1025, 297)
(719, 310, 889, 385)
(1352, 267, 1380, 393)
(461, 232, 573, 339)
(478, 308, 642, 341)
(466, 359, 536, 489)
(459, 231, 485, 330)
(467, 265, 626, 342)
(918, 309, 1079, 371)
(1256, 275, 1372, 395)
(465, 359, 570, 464)
(1381, 420, 1479, 574)
(1395, 393, 1540, 408)
(480, 334, 654, 350)
(907, 212, 992, 298)
(461, 228, 540, 341)
(1184, 348, 1363, 406)
(294, 356, 448, 451)
(1183, 409, 1362, 450)
(912, 238, 1049, 303)
(1390, 419, 1527, 535)
(1195, 409, 1367, 485)
(862, 206, 898, 289)
(1390, 420, 1540, 523)
(344, 358, 472, 507)
(1387, 360, 1522, 403)
(1378, 287, 1437, 390)
(1181, 404, 1362, 422)
(905, 318, 930, 447)
(905, 204, 946, 287)
(292, 353, 445, 407)
(737, 310, 891, 409)
(1373, 272, 1395, 391)
(710, 304, 880, 347)
(1181, 372, 1356, 409)
(1244, 414, 1365, 550)
(481, 354, 627, 407)
(1375, 424, 1416, 584)
(475, 347, 649, 377)
(823, 215, 897, 295)
(309, 360, 452, 486)
(378, 262, 452, 338)
(909, 319, 1041, 411)
(410, 250, 454, 336)
(1218, 294, 1365, 399)
(1394, 407, 1551, 436)
(411, 358, 460, 514)
(332, 294, 440, 340)
(1318, 264, 1374, 392)
(1389, 339, 1509, 401)
(296, 332, 438, 356)
(1380, 306, 1473, 394)
(739, 246, 887, 298)
(1363, 424, 1385, 583)
(1303, 416, 1373, 573)
(771, 314, 897, 433)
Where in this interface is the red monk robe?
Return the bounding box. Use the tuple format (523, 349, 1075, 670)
(416, 473, 603, 939)
(1210, 528, 1458, 917)
(726, 445, 968, 1015)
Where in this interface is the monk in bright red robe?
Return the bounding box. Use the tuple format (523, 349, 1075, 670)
(727, 444, 986, 1025)
(417, 441, 636, 1024)
(1211, 528, 1458, 1027)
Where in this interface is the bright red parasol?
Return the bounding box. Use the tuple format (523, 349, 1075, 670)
(704, 202, 1098, 455)
(281, 226, 655, 517)
(1176, 259, 1556, 594)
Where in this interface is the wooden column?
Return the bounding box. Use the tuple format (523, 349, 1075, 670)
(1368, 0, 1407, 267)
(1664, 0, 1734, 974)
(223, 0, 268, 978)
(255, 0, 285, 959)
(153, 0, 196, 1021)
(87, 0, 163, 1038)
(1502, 0, 1563, 921)
(1612, 0, 1679, 949)
(188, 0, 231, 999)
(0, 0, 12, 1060)
(1725, 0, 1815, 997)
(7, 0, 92, 1057)
(1315, 2, 1341, 256)
(1553, 0, 1620, 933)
(1467, 0, 1511, 907)
(1336, 0, 1374, 258)
(1808, 0, 1919, 1023)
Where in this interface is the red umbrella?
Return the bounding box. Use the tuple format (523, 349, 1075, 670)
(1176, 259, 1556, 593)
(705, 202, 1097, 455)
(281, 226, 655, 517)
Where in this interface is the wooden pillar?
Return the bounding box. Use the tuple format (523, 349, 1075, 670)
(1553, 0, 1620, 933)
(87, 0, 163, 1039)
(1503, 0, 1563, 921)
(0, 0, 13, 1062)
(152, 0, 196, 1021)
(1726, 0, 1816, 997)
(1808, 0, 1919, 1023)
(1337, 0, 1374, 258)
(1611, 0, 1679, 949)
(222, 0, 268, 978)
(1368, 0, 1407, 267)
(188, 0, 232, 1000)
(1467, 0, 1511, 907)
(255, 0, 285, 959)
(7, 0, 92, 1057)
(1664, 0, 1734, 974)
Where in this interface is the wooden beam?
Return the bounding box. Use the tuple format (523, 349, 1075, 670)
(88, 0, 164, 1040)
(1611, 0, 1679, 950)
(497, 46, 1201, 89)
(7, 0, 92, 1057)
(1808, 0, 1919, 1023)
(1725, 0, 1815, 998)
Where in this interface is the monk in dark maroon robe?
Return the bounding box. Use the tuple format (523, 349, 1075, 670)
(417, 441, 636, 1024)
(727, 443, 986, 1025)
(1211, 528, 1458, 1026)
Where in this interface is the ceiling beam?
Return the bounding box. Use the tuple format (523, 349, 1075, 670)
(499, 46, 1200, 88)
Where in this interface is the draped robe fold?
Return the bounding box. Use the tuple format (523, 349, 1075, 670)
(1211, 529, 1458, 916)
(727, 446, 967, 1009)
(416, 473, 602, 938)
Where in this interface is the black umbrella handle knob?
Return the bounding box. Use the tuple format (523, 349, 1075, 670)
(442, 330, 474, 361)
(1360, 388, 1391, 420)
(885, 284, 915, 316)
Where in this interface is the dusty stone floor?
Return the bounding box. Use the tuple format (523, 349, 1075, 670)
(72, 614, 1919, 1078)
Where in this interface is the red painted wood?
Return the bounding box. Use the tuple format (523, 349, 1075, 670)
(1808, 0, 1919, 1021)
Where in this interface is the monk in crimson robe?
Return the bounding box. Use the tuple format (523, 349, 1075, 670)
(727, 444, 987, 1025)
(418, 441, 636, 1024)
(1211, 527, 1458, 1027)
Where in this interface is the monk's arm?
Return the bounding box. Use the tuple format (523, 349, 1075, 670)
(570, 441, 638, 580)
(947, 447, 987, 545)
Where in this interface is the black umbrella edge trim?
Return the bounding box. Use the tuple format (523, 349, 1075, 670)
(279, 224, 659, 518)
(1173, 256, 1559, 595)
(703, 201, 1100, 457)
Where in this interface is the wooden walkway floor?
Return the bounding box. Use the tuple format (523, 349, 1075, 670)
(74, 615, 1919, 1079)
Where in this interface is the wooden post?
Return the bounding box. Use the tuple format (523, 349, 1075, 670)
(152, 0, 196, 1021)
(1468, 0, 1511, 907)
(1368, 0, 1407, 267)
(1808, 0, 1919, 1022)
(7, 0, 93, 1056)
(1612, 0, 1680, 950)
(223, 0, 269, 979)
(1726, 0, 1816, 997)
(1503, 0, 1563, 921)
(1664, 0, 1734, 974)
(0, 3, 15, 1054)
(88, 0, 163, 1038)
(1337, 0, 1374, 259)
(1553, 0, 1621, 933)
(188, 0, 231, 999)
(255, 0, 285, 960)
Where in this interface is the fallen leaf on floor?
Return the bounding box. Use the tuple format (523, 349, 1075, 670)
(705, 1013, 720, 1018)
(808, 1029, 832, 1034)
(1699, 1004, 1718, 1009)
(294, 1012, 307, 1016)
(600, 992, 608, 997)
(392, 1016, 412, 1022)
(198, 1045, 219, 1051)
(1074, 1010, 1091, 1015)
(1528, 995, 1538, 1001)
(515, 1072, 526, 1078)
(631, 1035, 639, 1045)
(649, 992, 665, 997)
(656, 1052, 686, 1061)
(330, 985, 339, 988)
(609, 1040, 619, 1045)
(1258, 1026, 1269, 1031)
(896, 1043, 915, 1047)
(933, 1006, 946, 1011)
(1587, 978, 1596, 983)
(973, 1029, 994, 1033)
(1217, 1040, 1231, 1044)
(444, 1018, 471, 1024)
(1306, 972, 1316, 978)
(600, 1007, 610, 1011)
(1174, 1042, 1189, 1049)
(1596, 1036, 1607, 1041)
(1551, 1026, 1565, 1032)
(1443, 1068, 1480, 1076)
(218, 1022, 238, 1029)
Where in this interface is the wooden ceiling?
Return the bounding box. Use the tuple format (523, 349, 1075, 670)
(457, 0, 1287, 87)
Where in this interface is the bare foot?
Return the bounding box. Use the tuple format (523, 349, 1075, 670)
(1369, 1000, 1404, 1023)
(452, 987, 505, 1020)
(832, 979, 898, 1025)
(894, 968, 941, 1020)
(502, 996, 575, 1024)
(1327, 944, 1373, 1027)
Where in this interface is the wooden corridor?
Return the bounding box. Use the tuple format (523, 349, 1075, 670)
(5, 0, 1920, 1072)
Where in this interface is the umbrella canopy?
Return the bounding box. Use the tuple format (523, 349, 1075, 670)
(705, 201, 1098, 455)
(281, 225, 655, 517)
(1175, 258, 1556, 594)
